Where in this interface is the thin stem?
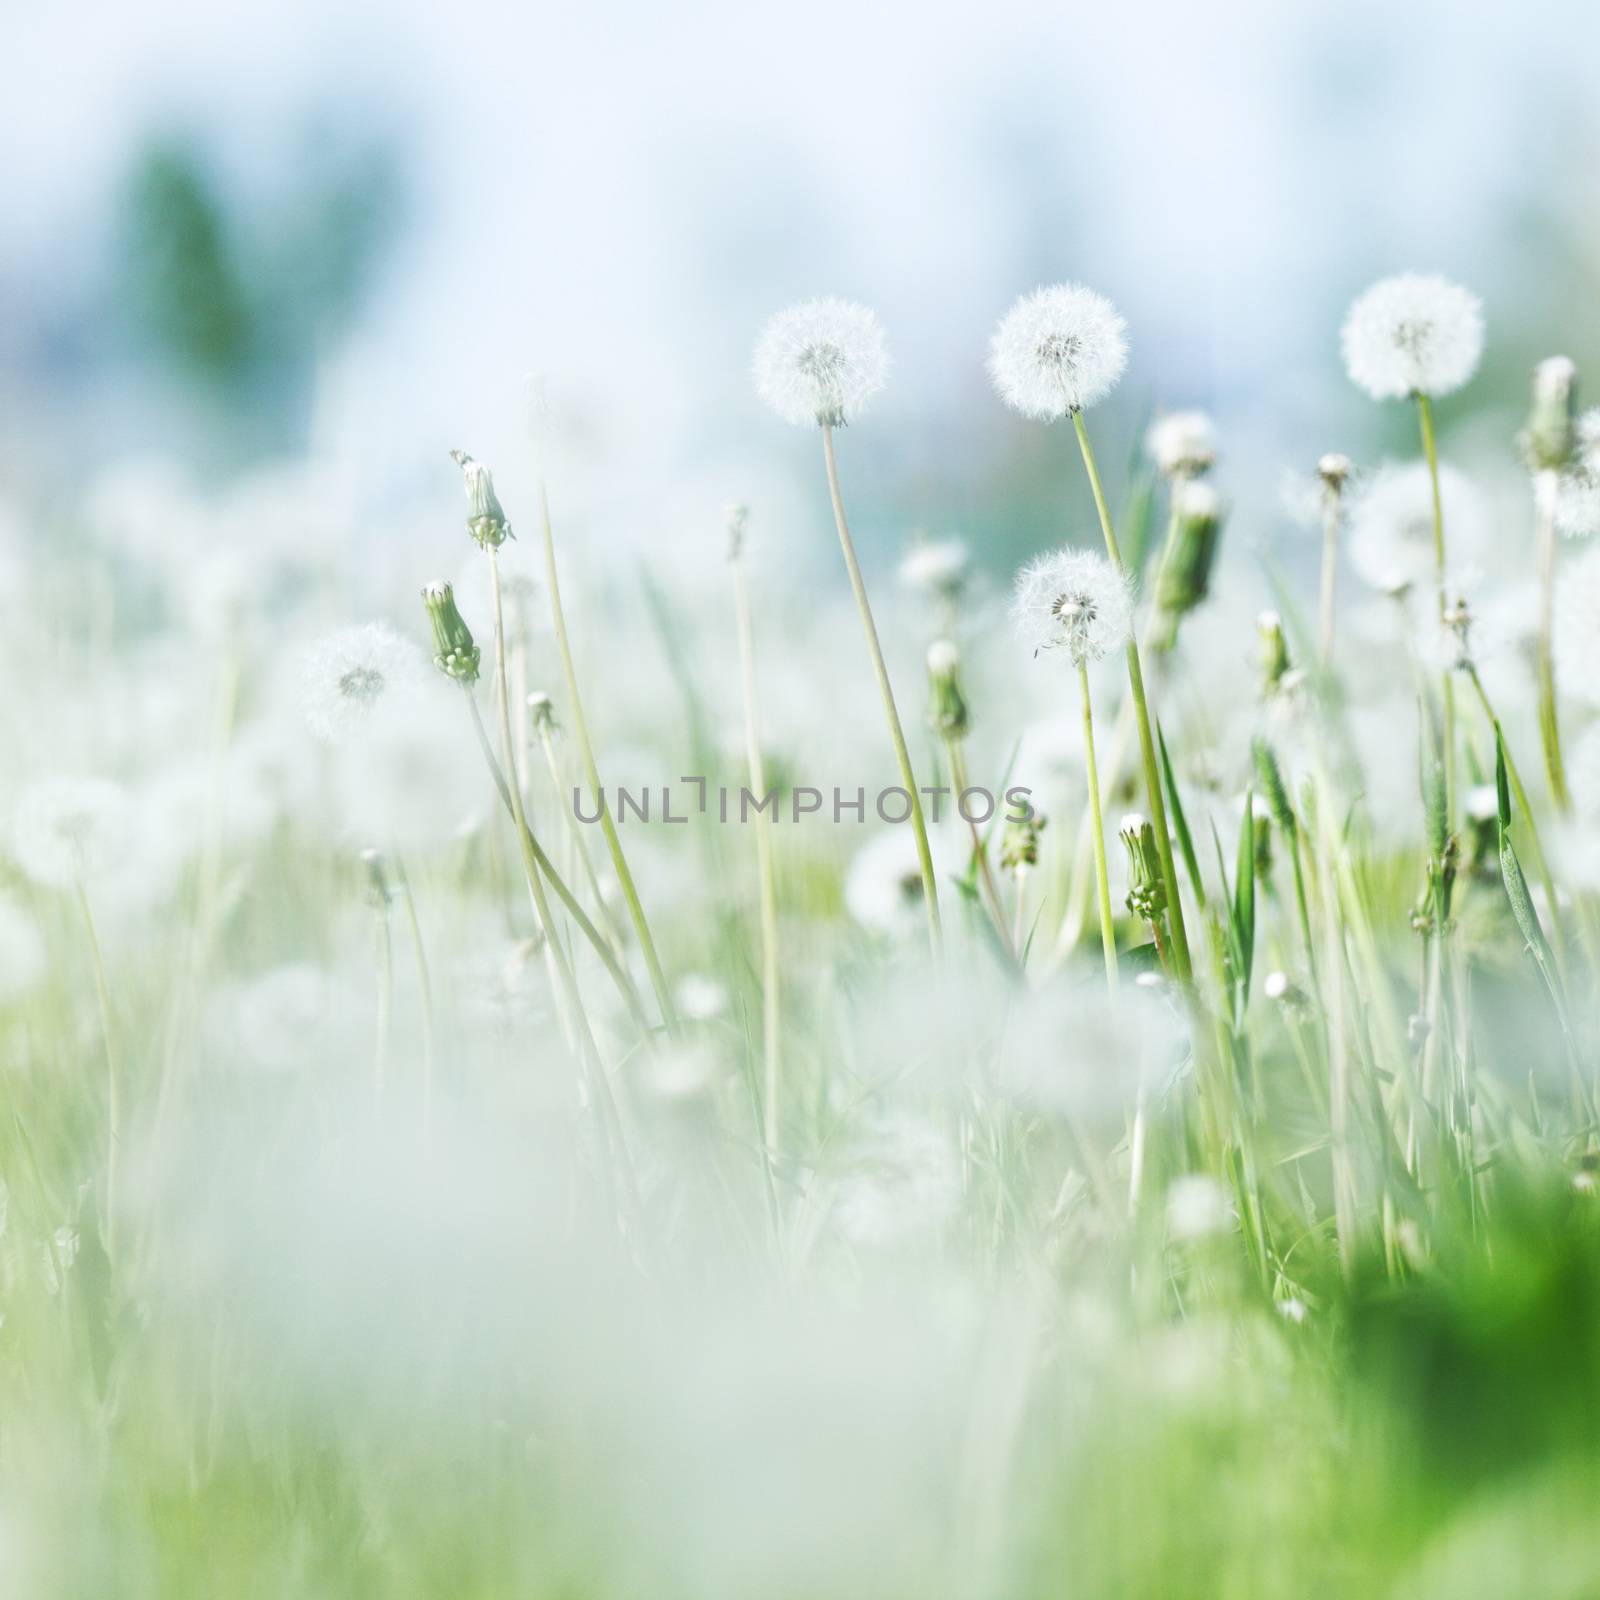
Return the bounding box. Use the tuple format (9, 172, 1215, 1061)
(730, 538, 783, 1157)
(466, 694, 653, 1035)
(1318, 490, 1341, 667)
(1534, 468, 1571, 810)
(948, 740, 1015, 958)
(534, 479, 680, 1033)
(820, 423, 942, 952)
(1078, 659, 1118, 997)
(372, 888, 392, 1110)
(393, 857, 436, 1141)
(489, 551, 637, 1217)
(1071, 410, 1192, 984)
(75, 882, 120, 1261)
(1417, 394, 1457, 831)
(535, 720, 625, 959)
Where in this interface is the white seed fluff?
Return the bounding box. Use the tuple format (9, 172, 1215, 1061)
(11, 776, 133, 889)
(1340, 273, 1485, 400)
(1346, 462, 1488, 596)
(1012, 548, 1134, 666)
(988, 284, 1129, 420)
(1146, 410, 1216, 477)
(1555, 542, 1600, 705)
(302, 623, 423, 744)
(1556, 409, 1600, 539)
(752, 298, 889, 427)
(897, 538, 969, 596)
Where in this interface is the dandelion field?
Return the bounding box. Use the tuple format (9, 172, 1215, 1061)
(6, 268, 1600, 1600)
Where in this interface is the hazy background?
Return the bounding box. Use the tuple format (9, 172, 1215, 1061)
(6, 0, 1600, 575)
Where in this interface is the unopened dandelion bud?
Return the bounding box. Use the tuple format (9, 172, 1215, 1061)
(726, 502, 749, 560)
(449, 450, 512, 548)
(1156, 481, 1224, 621)
(1119, 812, 1167, 923)
(1258, 611, 1291, 695)
(422, 580, 481, 684)
(359, 847, 390, 904)
(1317, 452, 1354, 493)
(1146, 411, 1217, 479)
(1523, 356, 1578, 472)
(1000, 811, 1047, 872)
(924, 639, 969, 740)
(527, 690, 556, 732)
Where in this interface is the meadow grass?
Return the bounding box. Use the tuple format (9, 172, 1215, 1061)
(1, 276, 1599, 1597)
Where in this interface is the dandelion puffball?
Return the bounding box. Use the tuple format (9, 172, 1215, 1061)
(1146, 410, 1216, 477)
(988, 285, 1128, 420)
(301, 623, 423, 744)
(1345, 461, 1488, 596)
(753, 298, 889, 427)
(1012, 548, 1134, 666)
(11, 776, 133, 890)
(1340, 273, 1485, 401)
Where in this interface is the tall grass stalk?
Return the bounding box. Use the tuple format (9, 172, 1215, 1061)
(534, 480, 681, 1033)
(728, 522, 783, 1156)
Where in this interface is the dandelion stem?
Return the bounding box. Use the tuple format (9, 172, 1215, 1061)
(489, 549, 637, 1213)
(1416, 394, 1457, 830)
(730, 534, 783, 1156)
(371, 884, 392, 1109)
(393, 856, 436, 1141)
(1318, 490, 1341, 667)
(1071, 410, 1192, 984)
(74, 881, 120, 1262)
(534, 716, 625, 960)
(465, 692, 652, 1035)
(534, 479, 681, 1034)
(820, 423, 942, 953)
(1533, 468, 1571, 810)
(1078, 660, 1118, 997)
(948, 739, 1014, 959)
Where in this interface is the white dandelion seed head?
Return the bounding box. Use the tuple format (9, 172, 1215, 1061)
(752, 298, 889, 428)
(843, 826, 957, 940)
(1555, 410, 1600, 539)
(1146, 410, 1216, 477)
(1263, 970, 1291, 1001)
(1555, 544, 1600, 706)
(1012, 548, 1133, 666)
(301, 623, 423, 745)
(988, 284, 1129, 420)
(1556, 475, 1600, 540)
(674, 973, 729, 1023)
(1165, 1174, 1234, 1241)
(1173, 479, 1223, 524)
(11, 776, 132, 890)
(1346, 461, 1488, 597)
(897, 538, 969, 597)
(1535, 355, 1578, 401)
(1340, 273, 1485, 400)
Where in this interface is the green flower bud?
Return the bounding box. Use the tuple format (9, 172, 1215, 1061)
(449, 449, 513, 548)
(422, 580, 481, 684)
(924, 639, 969, 740)
(1119, 812, 1167, 924)
(1258, 610, 1291, 696)
(1156, 481, 1225, 621)
(1001, 811, 1047, 872)
(527, 690, 557, 733)
(1522, 357, 1578, 473)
